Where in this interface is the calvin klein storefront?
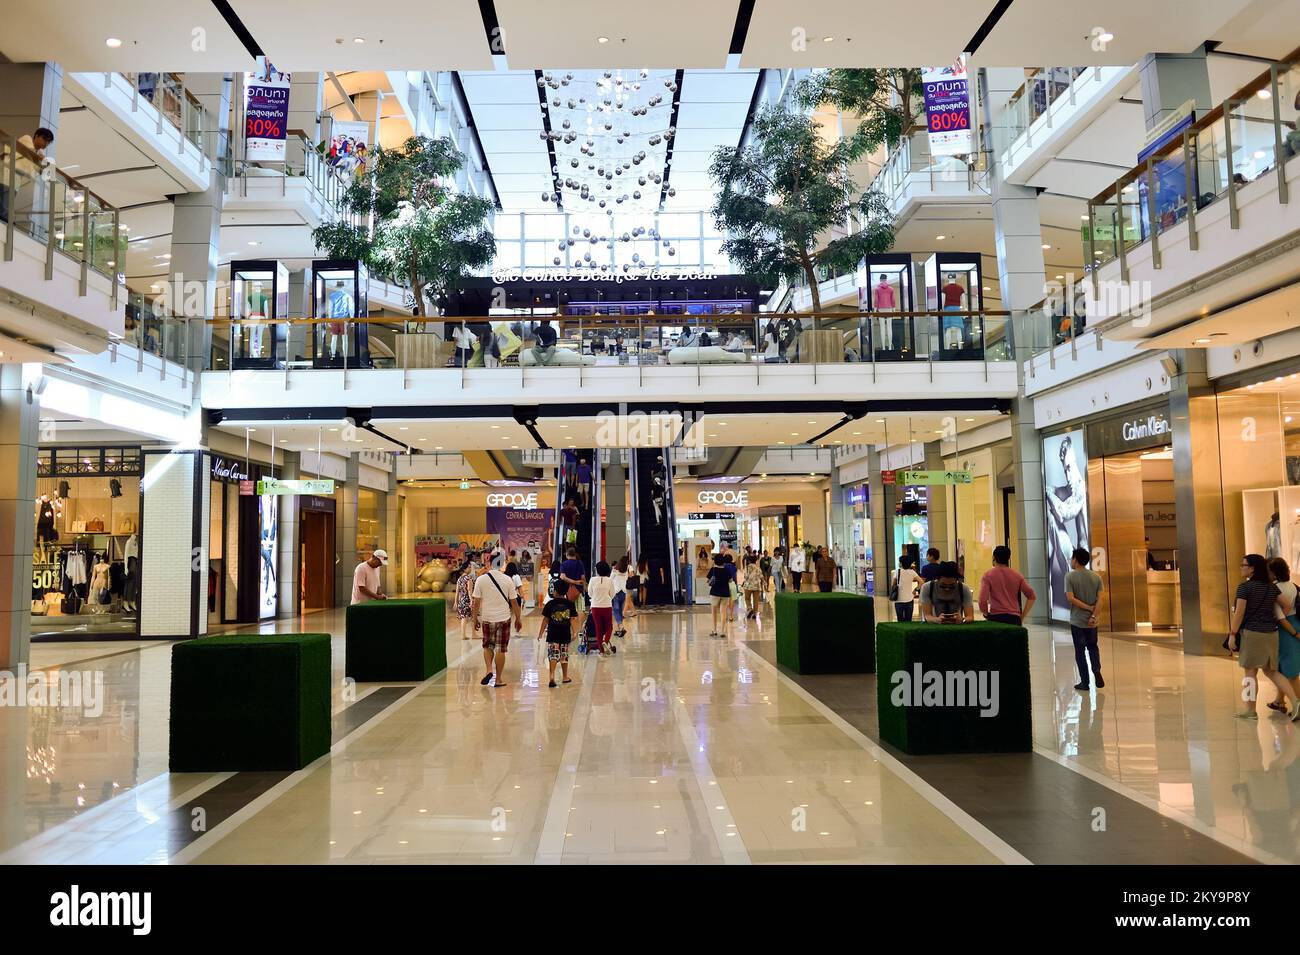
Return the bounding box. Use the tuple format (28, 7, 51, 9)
(1042, 400, 1179, 637)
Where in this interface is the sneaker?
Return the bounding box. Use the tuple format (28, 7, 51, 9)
(1093, 673, 1105, 689)
(1073, 682, 1090, 692)
(549, 679, 557, 688)
(480, 673, 493, 686)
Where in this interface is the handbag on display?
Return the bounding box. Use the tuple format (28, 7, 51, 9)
(71, 520, 87, 533)
(43, 592, 63, 616)
(31, 599, 47, 615)
(117, 517, 136, 534)
(86, 518, 105, 532)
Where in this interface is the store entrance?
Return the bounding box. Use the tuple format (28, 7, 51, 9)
(300, 507, 335, 613)
(1087, 444, 1181, 638)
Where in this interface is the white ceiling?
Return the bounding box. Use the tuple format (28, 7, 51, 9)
(494, 0, 740, 69)
(741, 0, 989, 68)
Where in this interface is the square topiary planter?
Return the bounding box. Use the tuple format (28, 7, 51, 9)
(170, 632, 332, 772)
(345, 597, 447, 682)
(774, 591, 875, 674)
(875, 621, 1031, 755)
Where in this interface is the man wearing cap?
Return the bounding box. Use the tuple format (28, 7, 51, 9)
(351, 549, 389, 604)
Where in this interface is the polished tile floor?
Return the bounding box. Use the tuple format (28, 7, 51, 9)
(0, 598, 1292, 864)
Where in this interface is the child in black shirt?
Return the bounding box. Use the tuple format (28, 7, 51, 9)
(539, 581, 578, 688)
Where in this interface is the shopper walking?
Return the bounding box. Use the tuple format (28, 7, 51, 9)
(707, 554, 731, 637)
(771, 547, 786, 593)
(558, 544, 588, 627)
(760, 550, 773, 598)
(559, 497, 580, 547)
(814, 545, 836, 593)
(1064, 547, 1105, 692)
(612, 554, 630, 637)
(1229, 553, 1300, 719)
(890, 553, 920, 621)
(919, 548, 942, 584)
(518, 549, 535, 607)
(725, 553, 739, 622)
(472, 558, 521, 687)
(978, 545, 1037, 625)
(788, 543, 806, 592)
(742, 553, 763, 618)
(539, 579, 577, 688)
(576, 456, 593, 510)
(350, 549, 388, 604)
(1267, 557, 1300, 712)
(588, 560, 616, 655)
(455, 552, 482, 640)
(920, 561, 974, 624)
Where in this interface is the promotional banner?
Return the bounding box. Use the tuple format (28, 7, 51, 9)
(244, 59, 291, 162)
(328, 120, 371, 179)
(1042, 429, 1090, 622)
(485, 508, 553, 562)
(413, 534, 501, 568)
(258, 494, 278, 619)
(921, 61, 973, 157)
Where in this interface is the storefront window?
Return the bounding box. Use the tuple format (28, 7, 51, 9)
(357, 488, 381, 565)
(32, 448, 142, 637)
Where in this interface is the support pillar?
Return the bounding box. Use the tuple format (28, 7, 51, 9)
(335, 453, 359, 607)
(139, 449, 209, 638)
(0, 365, 40, 667)
(868, 448, 895, 601)
(922, 441, 951, 562)
(277, 451, 301, 618)
(983, 67, 1050, 622)
(288, 72, 324, 144)
(1139, 47, 1213, 131)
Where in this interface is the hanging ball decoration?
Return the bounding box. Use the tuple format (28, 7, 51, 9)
(668, 247, 676, 256)
(553, 257, 562, 265)
(633, 190, 641, 200)
(541, 192, 550, 202)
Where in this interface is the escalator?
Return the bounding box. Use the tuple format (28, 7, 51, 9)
(629, 448, 679, 605)
(553, 449, 602, 576)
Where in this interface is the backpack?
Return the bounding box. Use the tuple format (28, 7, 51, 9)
(887, 569, 900, 602)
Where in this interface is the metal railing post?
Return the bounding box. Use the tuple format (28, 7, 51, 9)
(78, 192, 90, 296)
(111, 206, 121, 310)
(1224, 99, 1241, 229)
(1115, 180, 1130, 282)
(1272, 65, 1289, 204)
(1145, 158, 1161, 269)
(1183, 129, 1198, 251)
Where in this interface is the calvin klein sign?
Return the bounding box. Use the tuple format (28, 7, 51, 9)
(1087, 407, 1173, 456)
(1121, 415, 1170, 443)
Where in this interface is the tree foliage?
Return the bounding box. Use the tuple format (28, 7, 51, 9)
(709, 104, 894, 312)
(795, 69, 924, 160)
(312, 135, 496, 316)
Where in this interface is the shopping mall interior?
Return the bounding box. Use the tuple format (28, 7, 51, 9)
(4, 0, 1300, 904)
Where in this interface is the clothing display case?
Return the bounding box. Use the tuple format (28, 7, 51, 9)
(310, 259, 371, 368)
(922, 252, 984, 361)
(230, 259, 290, 369)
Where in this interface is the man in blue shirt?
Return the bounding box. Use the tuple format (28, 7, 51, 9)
(558, 544, 588, 623)
(919, 548, 942, 584)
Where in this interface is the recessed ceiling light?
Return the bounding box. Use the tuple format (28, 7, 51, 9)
(598, 36, 609, 43)
(248, 240, 261, 246)
(105, 37, 123, 48)
(983, 286, 991, 291)
(353, 37, 365, 44)
(964, 417, 975, 422)
(1080, 214, 1090, 221)
(1258, 88, 1272, 100)
(1098, 31, 1114, 44)
(1193, 338, 1211, 345)
(822, 36, 834, 42)
(399, 426, 408, 431)
(935, 234, 946, 241)
(1042, 243, 1051, 250)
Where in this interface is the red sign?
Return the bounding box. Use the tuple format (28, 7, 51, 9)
(881, 470, 896, 486)
(239, 480, 256, 496)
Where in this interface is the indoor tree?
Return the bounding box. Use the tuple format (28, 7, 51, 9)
(311, 135, 496, 316)
(795, 68, 925, 160)
(708, 104, 895, 312)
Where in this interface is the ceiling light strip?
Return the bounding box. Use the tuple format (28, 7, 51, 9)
(963, 0, 1015, 57)
(207, 0, 264, 59)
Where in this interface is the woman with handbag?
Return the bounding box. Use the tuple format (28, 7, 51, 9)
(891, 554, 921, 621)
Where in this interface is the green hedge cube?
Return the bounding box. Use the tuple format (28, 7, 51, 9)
(875, 621, 1031, 755)
(346, 597, 447, 682)
(774, 591, 875, 674)
(170, 632, 331, 772)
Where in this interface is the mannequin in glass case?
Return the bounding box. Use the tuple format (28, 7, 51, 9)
(873, 273, 898, 351)
(323, 280, 356, 361)
(1267, 511, 1282, 559)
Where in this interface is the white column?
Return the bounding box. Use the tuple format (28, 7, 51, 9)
(334, 453, 359, 606)
(277, 451, 301, 618)
(0, 364, 40, 667)
(139, 449, 209, 637)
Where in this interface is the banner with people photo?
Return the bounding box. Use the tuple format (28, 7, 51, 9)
(921, 60, 974, 157)
(328, 120, 371, 179)
(414, 534, 500, 568)
(485, 509, 552, 562)
(244, 59, 291, 162)
(1042, 429, 1090, 622)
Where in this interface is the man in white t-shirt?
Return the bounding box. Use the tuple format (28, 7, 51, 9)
(472, 565, 521, 687)
(351, 549, 389, 604)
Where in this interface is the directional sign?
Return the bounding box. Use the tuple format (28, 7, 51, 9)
(256, 478, 336, 496)
(897, 469, 973, 486)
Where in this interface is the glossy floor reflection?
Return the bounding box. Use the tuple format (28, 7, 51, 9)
(0, 597, 1289, 864)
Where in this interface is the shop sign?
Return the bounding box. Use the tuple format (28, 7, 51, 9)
(239, 480, 256, 496)
(687, 512, 736, 521)
(847, 486, 867, 505)
(881, 470, 896, 485)
(485, 492, 539, 508)
(256, 478, 335, 496)
(697, 489, 749, 507)
(897, 469, 973, 486)
(1087, 408, 1172, 456)
(491, 267, 717, 284)
(243, 59, 290, 162)
(211, 457, 252, 484)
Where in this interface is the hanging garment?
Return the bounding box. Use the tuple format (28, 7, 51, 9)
(63, 549, 87, 587)
(124, 535, 138, 563)
(1267, 519, 1283, 559)
(36, 500, 57, 542)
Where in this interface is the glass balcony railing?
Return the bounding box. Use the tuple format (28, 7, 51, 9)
(119, 73, 207, 153)
(0, 126, 124, 304)
(1002, 67, 1092, 143)
(194, 309, 1013, 374)
(221, 131, 356, 217)
(1087, 57, 1300, 272)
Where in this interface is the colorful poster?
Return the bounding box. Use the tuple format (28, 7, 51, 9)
(921, 61, 973, 157)
(328, 120, 371, 179)
(485, 508, 553, 562)
(258, 494, 278, 619)
(414, 534, 501, 568)
(1042, 430, 1090, 622)
(244, 59, 291, 162)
